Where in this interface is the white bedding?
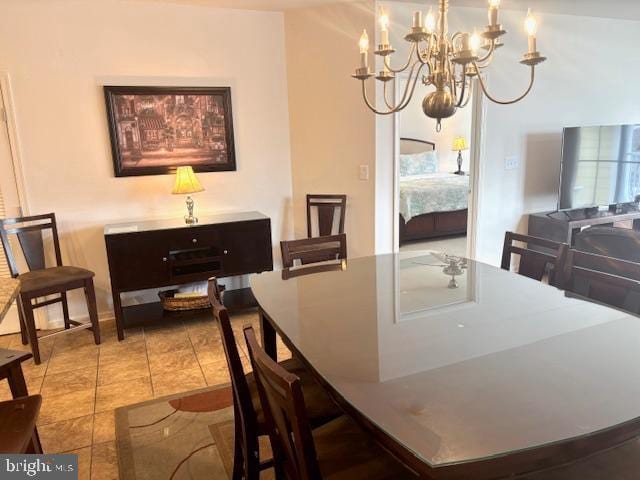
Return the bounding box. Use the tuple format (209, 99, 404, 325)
(399, 173, 469, 222)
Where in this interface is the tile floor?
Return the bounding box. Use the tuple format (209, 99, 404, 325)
(400, 235, 468, 258)
(0, 309, 288, 480)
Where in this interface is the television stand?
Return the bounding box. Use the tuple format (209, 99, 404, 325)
(528, 204, 640, 246)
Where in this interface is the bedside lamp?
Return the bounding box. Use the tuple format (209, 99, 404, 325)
(452, 137, 469, 175)
(172, 166, 204, 225)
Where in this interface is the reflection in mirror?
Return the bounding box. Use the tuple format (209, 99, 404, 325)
(396, 253, 478, 322)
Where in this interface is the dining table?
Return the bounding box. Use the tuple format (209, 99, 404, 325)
(250, 252, 640, 479)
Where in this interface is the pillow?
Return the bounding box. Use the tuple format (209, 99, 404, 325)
(399, 151, 438, 177)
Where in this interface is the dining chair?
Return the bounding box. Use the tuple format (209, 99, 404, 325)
(0, 348, 34, 398)
(0, 394, 43, 453)
(501, 231, 566, 285)
(0, 213, 100, 364)
(555, 245, 640, 313)
(207, 278, 341, 480)
(243, 326, 417, 480)
(306, 194, 346, 238)
(280, 234, 347, 269)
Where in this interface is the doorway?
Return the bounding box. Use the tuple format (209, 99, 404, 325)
(0, 75, 27, 335)
(394, 76, 483, 259)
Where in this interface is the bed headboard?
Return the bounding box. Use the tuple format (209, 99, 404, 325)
(400, 138, 436, 155)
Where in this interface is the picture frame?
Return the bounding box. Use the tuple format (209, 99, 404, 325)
(104, 86, 236, 177)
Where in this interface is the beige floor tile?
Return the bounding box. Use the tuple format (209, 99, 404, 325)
(189, 329, 222, 349)
(95, 377, 152, 413)
(41, 366, 97, 397)
(152, 366, 207, 398)
(66, 445, 92, 480)
(27, 375, 44, 394)
(48, 346, 99, 375)
(53, 332, 97, 354)
(0, 333, 19, 348)
(92, 410, 115, 444)
(145, 331, 192, 356)
(39, 414, 94, 453)
(98, 340, 146, 366)
(148, 347, 198, 375)
(0, 381, 11, 401)
(38, 388, 96, 425)
(91, 441, 119, 480)
(97, 357, 149, 386)
(200, 359, 231, 387)
(21, 357, 50, 380)
(99, 348, 147, 369)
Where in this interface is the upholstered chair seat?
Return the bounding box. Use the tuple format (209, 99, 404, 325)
(19, 266, 94, 294)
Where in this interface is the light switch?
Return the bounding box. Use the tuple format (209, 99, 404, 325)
(359, 165, 369, 181)
(505, 156, 520, 170)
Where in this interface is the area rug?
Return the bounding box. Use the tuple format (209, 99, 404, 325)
(115, 384, 242, 480)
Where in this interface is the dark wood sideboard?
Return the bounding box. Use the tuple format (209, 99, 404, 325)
(105, 211, 273, 340)
(528, 205, 640, 246)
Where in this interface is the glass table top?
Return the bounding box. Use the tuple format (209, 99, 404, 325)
(250, 252, 640, 468)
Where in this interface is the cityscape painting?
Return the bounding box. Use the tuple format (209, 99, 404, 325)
(104, 86, 236, 177)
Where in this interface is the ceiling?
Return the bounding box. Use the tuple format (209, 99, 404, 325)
(130, 0, 640, 21)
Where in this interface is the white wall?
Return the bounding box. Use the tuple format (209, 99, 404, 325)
(0, 0, 293, 323)
(285, 1, 377, 258)
(379, 2, 640, 264)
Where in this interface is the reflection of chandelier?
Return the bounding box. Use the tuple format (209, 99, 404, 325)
(352, 0, 546, 131)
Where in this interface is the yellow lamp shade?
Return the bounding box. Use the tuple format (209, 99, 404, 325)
(172, 166, 204, 195)
(452, 137, 469, 152)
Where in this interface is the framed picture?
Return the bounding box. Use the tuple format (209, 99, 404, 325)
(104, 86, 236, 177)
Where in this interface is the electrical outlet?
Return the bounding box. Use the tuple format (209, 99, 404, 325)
(359, 165, 369, 181)
(505, 156, 520, 170)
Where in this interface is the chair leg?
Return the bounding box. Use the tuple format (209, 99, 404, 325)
(27, 427, 43, 454)
(61, 292, 71, 329)
(16, 298, 29, 346)
(84, 279, 101, 345)
(21, 296, 41, 365)
(232, 431, 244, 480)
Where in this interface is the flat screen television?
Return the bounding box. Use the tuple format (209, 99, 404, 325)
(559, 124, 640, 210)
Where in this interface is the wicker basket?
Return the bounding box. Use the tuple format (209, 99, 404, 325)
(158, 289, 211, 311)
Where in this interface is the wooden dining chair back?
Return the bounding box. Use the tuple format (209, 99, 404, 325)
(0, 395, 43, 453)
(280, 234, 347, 269)
(0, 213, 100, 364)
(501, 231, 565, 285)
(244, 326, 321, 480)
(555, 245, 640, 314)
(306, 194, 346, 238)
(208, 278, 262, 479)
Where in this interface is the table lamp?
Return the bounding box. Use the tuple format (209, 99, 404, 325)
(452, 137, 469, 175)
(172, 166, 204, 224)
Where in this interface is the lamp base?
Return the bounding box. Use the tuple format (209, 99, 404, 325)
(184, 196, 198, 225)
(454, 150, 464, 175)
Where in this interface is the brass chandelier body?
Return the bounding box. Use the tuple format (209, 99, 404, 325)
(352, 0, 546, 131)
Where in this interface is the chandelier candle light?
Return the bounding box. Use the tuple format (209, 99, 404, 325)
(353, 1, 546, 131)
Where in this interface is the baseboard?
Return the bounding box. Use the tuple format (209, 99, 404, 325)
(45, 311, 116, 330)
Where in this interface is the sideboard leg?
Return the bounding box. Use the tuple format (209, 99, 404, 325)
(113, 291, 125, 341)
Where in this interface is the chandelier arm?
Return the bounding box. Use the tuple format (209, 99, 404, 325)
(383, 79, 396, 110)
(385, 43, 417, 73)
(455, 72, 467, 107)
(360, 81, 400, 115)
(476, 39, 496, 64)
(417, 36, 435, 65)
(459, 77, 473, 108)
(392, 60, 426, 110)
(473, 63, 536, 105)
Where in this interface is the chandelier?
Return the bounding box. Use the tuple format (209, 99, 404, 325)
(352, 0, 546, 131)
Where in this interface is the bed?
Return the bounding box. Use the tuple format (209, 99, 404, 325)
(399, 138, 469, 245)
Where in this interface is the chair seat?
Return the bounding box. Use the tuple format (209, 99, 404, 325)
(315, 415, 417, 479)
(247, 357, 342, 432)
(0, 395, 41, 453)
(19, 266, 94, 293)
